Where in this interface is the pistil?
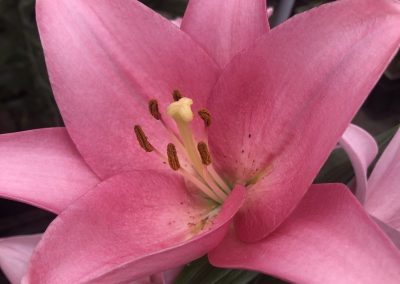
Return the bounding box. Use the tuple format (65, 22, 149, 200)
(167, 98, 204, 176)
(167, 97, 230, 201)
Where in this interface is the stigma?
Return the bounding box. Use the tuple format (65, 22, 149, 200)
(167, 97, 194, 123)
(134, 92, 231, 204)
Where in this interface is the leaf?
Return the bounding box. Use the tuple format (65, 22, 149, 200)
(173, 256, 258, 284)
(385, 51, 400, 80)
(315, 146, 353, 184)
(173, 255, 285, 284)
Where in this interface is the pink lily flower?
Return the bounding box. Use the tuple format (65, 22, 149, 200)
(340, 125, 400, 248)
(0, 0, 399, 283)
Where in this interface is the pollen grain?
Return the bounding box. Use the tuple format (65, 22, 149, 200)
(198, 109, 212, 127)
(134, 125, 154, 152)
(148, 99, 161, 120)
(197, 142, 212, 165)
(172, 90, 183, 102)
(167, 143, 181, 171)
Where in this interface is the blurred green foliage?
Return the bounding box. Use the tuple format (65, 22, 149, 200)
(0, 0, 62, 133)
(141, 0, 188, 16)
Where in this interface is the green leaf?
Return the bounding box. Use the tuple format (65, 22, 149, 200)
(173, 256, 287, 284)
(385, 51, 400, 80)
(315, 147, 353, 184)
(173, 256, 259, 284)
(215, 270, 258, 284)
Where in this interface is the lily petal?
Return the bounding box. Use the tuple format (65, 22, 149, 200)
(0, 234, 41, 284)
(36, 0, 220, 179)
(209, 184, 400, 284)
(372, 216, 400, 249)
(0, 234, 175, 284)
(160, 267, 182, 284)
(366, 129, 400, 229)
(181, 0, 269, 67)
(267, 7, 274, 18)
(208, 0, 400, 242)
(0, 128, 99, 214)
(147, 267, 182, 284)
(339, 124, 378, 204)
(26, 171, 245, 283)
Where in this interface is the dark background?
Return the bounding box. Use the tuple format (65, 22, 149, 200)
(0, 0, 399, 283)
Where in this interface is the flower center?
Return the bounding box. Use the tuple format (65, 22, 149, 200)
(134, 91, 231, 204)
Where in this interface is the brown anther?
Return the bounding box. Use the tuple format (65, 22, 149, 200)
(198, 109, 211, 127)
(134, 125, 154, 152)
(167, 143, 180, 171)
(172, 90, 183, 101)
(197, 142, 212, 165)
(148, 99, 161, 120)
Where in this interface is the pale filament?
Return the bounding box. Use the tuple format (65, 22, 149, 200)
(146, 144, 224, 203)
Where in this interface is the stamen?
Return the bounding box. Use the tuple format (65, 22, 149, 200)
(198, 109, 212, 127)
(172, 90, 183, 101)
(201, 169, 227, 202)
(148, 99, 161, 120)
(197, 142, 212, 165)
(167, 143, 180, 171)
(179, 168, 223, 203)
(134, 125, 154, 152)
(208, 166, 231, 194)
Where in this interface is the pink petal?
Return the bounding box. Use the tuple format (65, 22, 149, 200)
(208, 0, 400, 242)
(146, 267, 182, 284)
(129, 274, 164, 284)
(372, 216, 400, 249)
(339, 124, 378, 204)
(267, 7, 274, 18)
(36, 0, 220, 179)
(339, 126, 400, 248)
(171, 18, 182, 27)
(160, 266, 183, 284)
(26, 171, 245, 283)
(0, 234, 167, 284)
(181, 0, 269, 67)
(0, 128, 99, 214)
(0, 234, 41, 284)
(130, 276, 160, 284)
(365, 129, 400, 229)
(210, 184, 400, 284)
